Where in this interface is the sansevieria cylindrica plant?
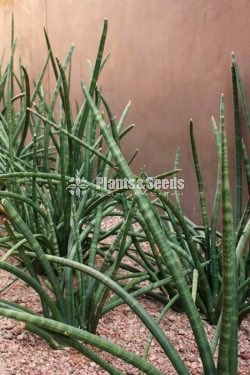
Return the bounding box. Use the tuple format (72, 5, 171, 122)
(0, 15, 248, 375)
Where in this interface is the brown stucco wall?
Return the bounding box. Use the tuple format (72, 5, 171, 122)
(0, 0, 249, 221)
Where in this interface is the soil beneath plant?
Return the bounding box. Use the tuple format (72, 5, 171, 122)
(0, 261, 249, 375)
(0, 211, 249, 375)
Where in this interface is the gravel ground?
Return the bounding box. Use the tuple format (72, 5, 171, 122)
(0, 212, 249, 375)
(0, 263, 249, 375)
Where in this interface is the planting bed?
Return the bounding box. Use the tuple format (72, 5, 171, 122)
(0, 250, 249, 375)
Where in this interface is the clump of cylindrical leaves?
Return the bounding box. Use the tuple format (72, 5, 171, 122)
(157, 56, 250, 326)
(0, 17, 248, 375)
